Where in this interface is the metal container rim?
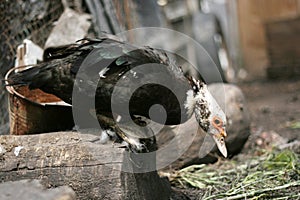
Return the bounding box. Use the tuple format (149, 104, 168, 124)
(5, 65, 71, 107)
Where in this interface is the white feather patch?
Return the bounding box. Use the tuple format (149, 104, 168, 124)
(185, 90, 196, 117)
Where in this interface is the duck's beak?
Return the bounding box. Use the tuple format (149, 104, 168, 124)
(212, 129, 227, 158)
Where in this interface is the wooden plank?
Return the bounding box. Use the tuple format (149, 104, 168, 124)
(265, 17, 300, 78)
(237, 0, 300, 78)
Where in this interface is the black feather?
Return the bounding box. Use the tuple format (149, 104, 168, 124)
(6, 36, 206, 152)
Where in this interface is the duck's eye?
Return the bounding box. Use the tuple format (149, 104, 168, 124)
(214, 119, 220, 125)
(212, 117, 223, 127)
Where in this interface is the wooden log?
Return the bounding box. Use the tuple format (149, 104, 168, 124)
(0, 131, 171, 200)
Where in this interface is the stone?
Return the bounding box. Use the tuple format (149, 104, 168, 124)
(157, 83, 251, 169)
(0, 179, 76, 200)
(44, 8, 91, 48)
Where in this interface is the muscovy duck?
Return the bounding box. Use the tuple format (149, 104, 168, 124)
(6, 36, 227, 157)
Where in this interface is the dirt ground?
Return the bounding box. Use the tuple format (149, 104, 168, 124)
(239, 79, 300, 142)
(175, 79, 300, 199)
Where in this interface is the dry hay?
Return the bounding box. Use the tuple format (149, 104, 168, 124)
(169, 149, 300, 199)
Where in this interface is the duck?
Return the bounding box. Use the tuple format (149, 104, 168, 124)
(6, 35, 227, 157)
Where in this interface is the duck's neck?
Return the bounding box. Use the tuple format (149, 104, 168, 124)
(184, 80, 209, 115)
(184, 79, 212, 132)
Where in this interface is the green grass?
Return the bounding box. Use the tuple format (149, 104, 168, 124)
(171, 149, 300, 199)
(288, 121, 300, 129)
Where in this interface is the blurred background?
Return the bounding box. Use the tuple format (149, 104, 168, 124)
(0, 0, 300, 199)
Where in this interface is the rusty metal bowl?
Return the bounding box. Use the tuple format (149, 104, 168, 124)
(5, 66, 74, 135)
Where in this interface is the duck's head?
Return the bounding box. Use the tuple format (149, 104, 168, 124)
(185, 78, 227, 157)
